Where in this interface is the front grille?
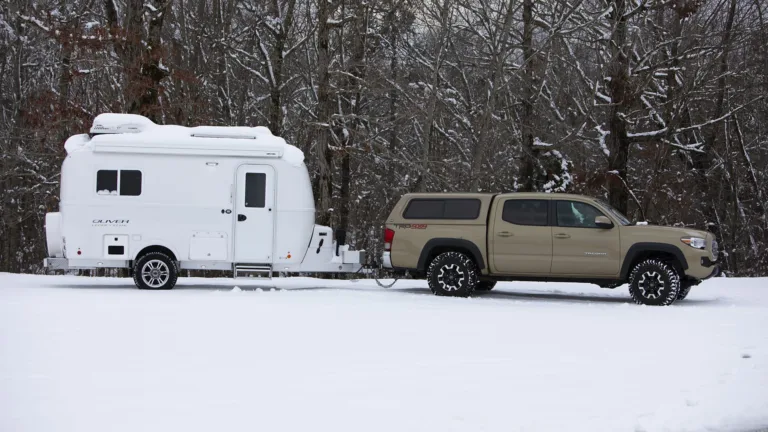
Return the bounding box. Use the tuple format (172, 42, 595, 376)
(711, 239, 719, 259)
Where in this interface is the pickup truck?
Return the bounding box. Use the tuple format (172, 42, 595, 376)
(381, 193, 719, 306)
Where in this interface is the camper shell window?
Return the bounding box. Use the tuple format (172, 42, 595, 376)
(96, 170, 142, 196)
(403, 198, 481, 220)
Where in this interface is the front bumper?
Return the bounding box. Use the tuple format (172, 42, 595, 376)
(381, 251, 392, 269)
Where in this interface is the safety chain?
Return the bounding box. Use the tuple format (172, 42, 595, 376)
(354, 263, 402, 288)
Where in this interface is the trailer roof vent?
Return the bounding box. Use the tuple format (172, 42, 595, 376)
(191, 132, 259, 140)
(90, 113, 155, 135)
(190, 126, 267, 140)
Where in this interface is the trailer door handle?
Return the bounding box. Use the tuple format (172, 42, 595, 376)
(237, 214, 247, 222)
(497, 231, 513, 237)
(554, 233, 570, 239)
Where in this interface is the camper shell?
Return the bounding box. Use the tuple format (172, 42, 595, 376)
(44, 114, 364, 288)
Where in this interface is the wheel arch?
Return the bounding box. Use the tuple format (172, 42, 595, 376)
(621, 243, 687, 280)
(417, 238, 485, 272)
(133, 244, 178, 263)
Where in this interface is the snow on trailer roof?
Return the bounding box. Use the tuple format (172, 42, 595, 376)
(64, 113, 304, 165)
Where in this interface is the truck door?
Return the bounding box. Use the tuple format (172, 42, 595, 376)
(550, 200, 620, 276)
(491, 198, 552, 274)
(234, 165, 275, 263)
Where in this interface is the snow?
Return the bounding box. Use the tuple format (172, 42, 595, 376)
(596, 124, 611, 157)
(1, 273, 767, 432)
(68, 114, 305, 166)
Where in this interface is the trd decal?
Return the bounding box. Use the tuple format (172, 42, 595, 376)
(394, 224, 428, 229)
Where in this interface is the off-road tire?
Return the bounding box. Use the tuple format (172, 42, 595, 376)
(427, 252, 479, 297)
(628, 259, 680, 306)
(676, 281, 694, 301)
(133, 252, 178, 290)
(475, 281, 497, 291)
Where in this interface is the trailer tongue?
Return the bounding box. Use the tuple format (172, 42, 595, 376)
(43, 114, 365, 289)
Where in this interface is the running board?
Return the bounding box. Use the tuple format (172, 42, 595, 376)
(234, 264, 273, 279)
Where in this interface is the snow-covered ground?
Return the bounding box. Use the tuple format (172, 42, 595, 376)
(1, 273, 767, 432)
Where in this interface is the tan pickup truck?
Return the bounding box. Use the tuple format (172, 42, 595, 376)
(381, 193, 719, 306)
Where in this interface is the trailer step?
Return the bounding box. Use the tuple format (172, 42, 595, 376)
(234, 264, 273, 279)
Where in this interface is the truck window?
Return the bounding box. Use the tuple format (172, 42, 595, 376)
(245, 173, 266, 208)
(403, 199, 480, 220)
(501, 200, 548, 226)
(556, 201, 605, 228)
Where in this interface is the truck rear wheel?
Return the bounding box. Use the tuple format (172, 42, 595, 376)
(133, 252, 178, 290)
(426, 252, 478, 297)
(628, 259, 680, 306)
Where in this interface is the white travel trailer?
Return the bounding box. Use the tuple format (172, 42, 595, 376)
(44, 114, 364, 289)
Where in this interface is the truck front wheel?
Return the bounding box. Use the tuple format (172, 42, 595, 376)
(628, 259, 680, 306)
(426, 252, 479, 297)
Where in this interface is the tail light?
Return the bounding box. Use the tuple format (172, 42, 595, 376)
(384, 228, 395, 251)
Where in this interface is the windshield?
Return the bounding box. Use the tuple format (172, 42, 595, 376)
(595, 199, 631, 226)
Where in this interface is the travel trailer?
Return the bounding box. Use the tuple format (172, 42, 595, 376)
(44, 114, 364, 289)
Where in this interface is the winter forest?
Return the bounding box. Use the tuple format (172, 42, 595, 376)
(1, 0, 767, 275)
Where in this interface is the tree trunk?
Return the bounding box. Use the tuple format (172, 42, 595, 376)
(517, 0, 540, 192)
(267, 0, 297, 136)
(312, 0, 338, 226)
(417, 0, 452, 192)
(605, 0, 631, 214)
(691, 0, 737, 232)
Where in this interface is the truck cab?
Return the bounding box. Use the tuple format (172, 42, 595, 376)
(382, 193, 719, 306)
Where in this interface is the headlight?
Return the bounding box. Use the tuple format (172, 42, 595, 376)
(681, 237, 706, 249)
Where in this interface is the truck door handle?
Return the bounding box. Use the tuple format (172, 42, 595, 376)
(497, 231, 513, 237)
(237, 214, 247, 222)
(554, 233, 570, 239)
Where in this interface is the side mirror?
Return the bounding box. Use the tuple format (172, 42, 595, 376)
(595, 215, 613, 229)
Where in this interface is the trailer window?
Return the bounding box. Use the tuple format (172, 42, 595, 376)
(502, 199, 549, 226)
(120, 170, 142, 196)
(96, 170, 141, 196)
(403, 199, 481, 220)
(245, 173, 266, 208)
(96, 170, 118, 195)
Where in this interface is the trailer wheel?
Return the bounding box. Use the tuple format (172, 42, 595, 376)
(426, 251, 478, 297)
(133, 252, 178, 290)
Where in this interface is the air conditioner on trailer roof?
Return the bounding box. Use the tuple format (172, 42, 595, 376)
(90, 113, 156, 135)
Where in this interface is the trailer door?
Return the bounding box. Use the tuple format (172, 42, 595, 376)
(235, 165, 275, 263)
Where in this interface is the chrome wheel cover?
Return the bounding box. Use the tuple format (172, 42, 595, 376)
(141, 259, 170, 288)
